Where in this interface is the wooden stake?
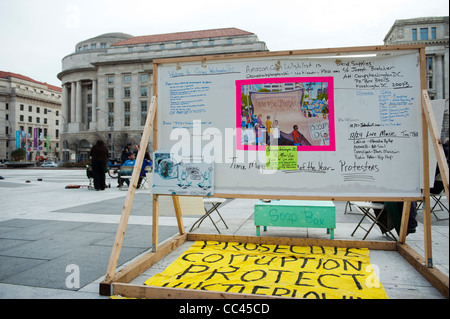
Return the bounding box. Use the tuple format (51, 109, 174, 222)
(421, 90, 450, 202)
(103, 97, 157, 283)
(398, 201, 411, 243)
(152, 194, 159, 251)
(172, 195, 185, 235)
(419, 48, 433, 268)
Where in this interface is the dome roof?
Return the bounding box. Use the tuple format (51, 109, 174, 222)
(92, 32, 134, 40)
(75, 33, 134, 51)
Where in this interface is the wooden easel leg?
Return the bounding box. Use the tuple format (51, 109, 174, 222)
(423, 195, 433, 268)
(420, 86, 433, 268)
(172, 195, 185, 235)
(398, 201, 411, 243)
(152, 194, 159, 252)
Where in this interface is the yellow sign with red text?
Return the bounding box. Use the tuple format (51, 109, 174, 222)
(144, 241, 388, 299)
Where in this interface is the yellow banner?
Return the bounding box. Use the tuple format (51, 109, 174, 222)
(144, 241, 388, 299)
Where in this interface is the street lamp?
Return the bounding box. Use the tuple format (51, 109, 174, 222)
(96, 107, 114, 158)
(47, 109, 67, 163)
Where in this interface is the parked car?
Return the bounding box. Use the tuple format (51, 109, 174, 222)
(41, 161, 58, 168)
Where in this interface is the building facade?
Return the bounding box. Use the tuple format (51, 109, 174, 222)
(57, 28, 268, 161)
(0, 72, 62, 161)
(384, 16, 449, 140)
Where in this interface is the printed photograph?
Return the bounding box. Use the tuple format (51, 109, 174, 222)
(236, 77, 335, 151)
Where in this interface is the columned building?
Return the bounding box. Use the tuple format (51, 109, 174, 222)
(0, 71, 62, 161)
(58, 28, 268, 161)
(384, 16, 449, 140)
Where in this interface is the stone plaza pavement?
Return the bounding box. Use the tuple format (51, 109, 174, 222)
(0, 168, 448, 299)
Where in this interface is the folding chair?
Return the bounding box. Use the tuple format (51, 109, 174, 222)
(350, 201, 397, 241)
(139, 165, 153, 190)
(430, 174, 449, 221)
(430, 191, 449, 221)
(189, 198, 229, 234)
(418, 174, 449, 221)
(344, 201, 361, 214)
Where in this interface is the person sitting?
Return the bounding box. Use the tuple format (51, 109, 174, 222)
(118, 153, 152, 188)
(292, 125, 311, 146)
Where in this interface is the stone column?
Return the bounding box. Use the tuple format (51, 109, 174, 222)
(62, 84, 69, 130)
(76, 81, 82, 123)
(92, 80, 97, 123)
(70, 82, 76, 123)
(435, 55, 443, 99)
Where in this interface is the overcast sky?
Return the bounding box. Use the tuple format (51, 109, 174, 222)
(0, 0, 448, 86)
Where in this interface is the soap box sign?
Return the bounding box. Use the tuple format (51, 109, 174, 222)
(152, 151, 214, 196)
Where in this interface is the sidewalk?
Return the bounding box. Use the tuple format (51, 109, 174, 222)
(0, 168, 448, 299)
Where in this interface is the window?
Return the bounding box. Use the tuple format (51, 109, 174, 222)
(412, 29, 417, 41)
(140, 86, 147, 97)
(128, 47, 133, 52)
(107, 88, 114, 99)
(44, 108, 48, 114)
(108, 103, 114, 127)
(160, 44, 165, 50)
(100, 43, 107, 48)
(36, 117, 40, 124)
(124, 102, 131, 126)
(20, 115, 24, 121)
(20, 104, 24, 111)
(28, 116, 32, 122)
(29, 105, 32, 112)
(145, 45, 150, 51)
(193, 40, 198, 47)
(141, 101, 148, 126)
(56, 129, 59, 138)
(427, 57, 433, 70)
(123, 74, 131, 84)
(56, 119, 59, 125)
(176, 42, 181, 48)
(107, 75, 114, 85)
(140, 73, 147, 82)
(87, 107, 92, 123)
(44, 118, 47, 124)
(36, 107, 40, 113)
(209, 39, 214, 46)
(124, 87, 131, 98)
(431, 27, 436, 39)
(420, 28, 428, 40)
(91, 43, 97, 49)
(87, 94, 92, 103)
(227, 38, 233, 45)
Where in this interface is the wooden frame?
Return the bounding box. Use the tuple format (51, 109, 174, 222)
(99, 45, 449, 299)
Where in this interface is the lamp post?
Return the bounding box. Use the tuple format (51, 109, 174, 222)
(48, 109, 67, 163)
(96, 107, 114, 158)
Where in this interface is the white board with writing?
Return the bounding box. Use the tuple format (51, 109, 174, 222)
(156, 48, 423, 198)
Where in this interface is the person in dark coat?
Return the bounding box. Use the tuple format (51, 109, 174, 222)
(90, 140, 109, 191)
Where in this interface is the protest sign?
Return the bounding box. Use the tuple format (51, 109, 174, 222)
(145, 241, 388, 299)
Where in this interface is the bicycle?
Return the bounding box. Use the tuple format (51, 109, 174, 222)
(107, 159, 121, 179)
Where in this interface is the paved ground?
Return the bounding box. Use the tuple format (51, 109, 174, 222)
(0, 168, 448, 299)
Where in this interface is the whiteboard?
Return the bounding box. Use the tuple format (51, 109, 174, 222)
(156, 48, 423, 198)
